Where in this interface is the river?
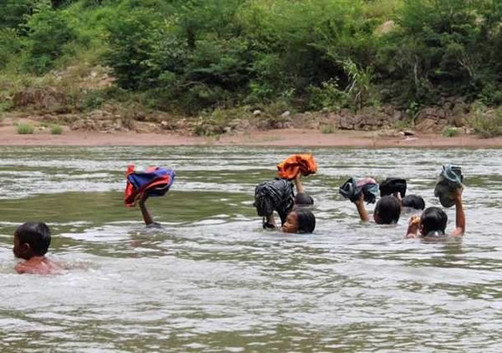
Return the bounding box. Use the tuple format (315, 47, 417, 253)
(0, 146, 501, 352)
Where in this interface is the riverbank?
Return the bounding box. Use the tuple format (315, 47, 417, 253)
(1, 124, 501, 147)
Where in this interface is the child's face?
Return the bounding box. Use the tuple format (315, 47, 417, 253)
(419, 222, 425, 236)
(282, 212, 299, 233)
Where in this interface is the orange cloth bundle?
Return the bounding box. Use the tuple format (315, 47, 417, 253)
(277, 154, 317, 180)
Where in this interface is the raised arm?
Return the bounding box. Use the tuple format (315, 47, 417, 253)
(138, 193, 155, 226)
(406, 215, 420, 238)
(450, 187, 465, 237)
(354, 194, 370, 222)
(294, 173, 305, 194)
(393, 191, 403, 206)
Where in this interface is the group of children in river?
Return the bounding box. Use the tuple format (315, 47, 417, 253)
(11, 154, 465, 275)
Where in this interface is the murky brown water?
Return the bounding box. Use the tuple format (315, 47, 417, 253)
(0, 146, 501, 352)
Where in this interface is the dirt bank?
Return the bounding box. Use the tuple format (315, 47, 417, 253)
(0, 123, 501, 148)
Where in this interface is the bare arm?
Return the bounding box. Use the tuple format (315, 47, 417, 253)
(138, 193, 155, 226)
(355, 194, 370, 222)
(264, 214, 277, 229)
(406, 215, 420, 238)
(294, 174, 305, 194)
(393, 191, 403, 206)
(450, 188, 465, 237)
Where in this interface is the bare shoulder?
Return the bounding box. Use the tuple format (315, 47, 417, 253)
(14, 262, 28, 274)
(15, 258, 64, 275)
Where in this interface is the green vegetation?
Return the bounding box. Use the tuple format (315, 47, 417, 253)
(193, 107, 251, 136)
(16, 123, 35, 134)
(467, 105, 502, 138)
(50, 124, 63, 134)
(442, 126, 460, 138)
(1, 0, 502, 136)
(23, 3, 76, 74)
(321, 125, 336, 134)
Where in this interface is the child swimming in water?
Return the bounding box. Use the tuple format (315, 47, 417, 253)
(406, 187, 465, 238)
(254, 174, 316, 233)
(281, 208, 316, 234)
(355, 193, 401, 225)
(13, 222, 63, 275)
(339, 176, 400, 225)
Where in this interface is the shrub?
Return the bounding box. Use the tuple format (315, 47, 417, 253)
(241, 0, 375, 97)
(376, 0, 502, 106)
(0, 0, 35, 30)
(0, 99, 14, 114)
(80, 90, 105, 110)
(442, 126, 459, 138)
(3, 0, 502, 118)
(192, 106, 250, 136)
(102, 0, 380, 114)
(343, 59, 377, 110)
(468, 105, 502, 138)
(307, 80, 347, 111)
(22, 4, 76, 74)
(103, 8, 162, 89)
(17, 123, 35, 134)
(321, 124, 336, 134)
(51, 124, 63, 135)
(0, 28, 24, 69)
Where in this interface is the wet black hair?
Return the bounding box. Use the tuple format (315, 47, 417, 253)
(295, 208, 316, 233)
(420, 207, 448, 234)
(374, 195, 401, 224)
(402, 195, 426, 210)
(15, 222, 51, 256)
(295, 192, 314, 206)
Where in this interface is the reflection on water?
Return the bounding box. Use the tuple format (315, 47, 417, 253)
(0, 146, 501, 352)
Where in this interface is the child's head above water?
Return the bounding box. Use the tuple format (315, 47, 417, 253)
(420, 207, 447, 236)
(282, 209, 316, 234)
(402, 195, 426, 210)
(13, 222, 51, 260)
(374, 195, 401, 224)
(294, 192, 314, 207)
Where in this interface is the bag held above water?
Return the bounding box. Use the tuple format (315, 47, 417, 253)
(379, 177, 407, 197)
(254, 179, 294, 225)
(339, 177, 379, 204)
(434, 165, 463, 208)
(124, 164, 175, 207)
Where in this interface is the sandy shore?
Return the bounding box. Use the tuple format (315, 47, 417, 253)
(0, 125, 501, 148)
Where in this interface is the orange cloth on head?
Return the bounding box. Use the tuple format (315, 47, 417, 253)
(277, 154, 317, 180)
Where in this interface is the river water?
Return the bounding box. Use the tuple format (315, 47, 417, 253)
(0, 146, 501, 352)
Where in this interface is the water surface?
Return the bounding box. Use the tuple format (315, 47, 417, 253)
(0, 146, 501, 352)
